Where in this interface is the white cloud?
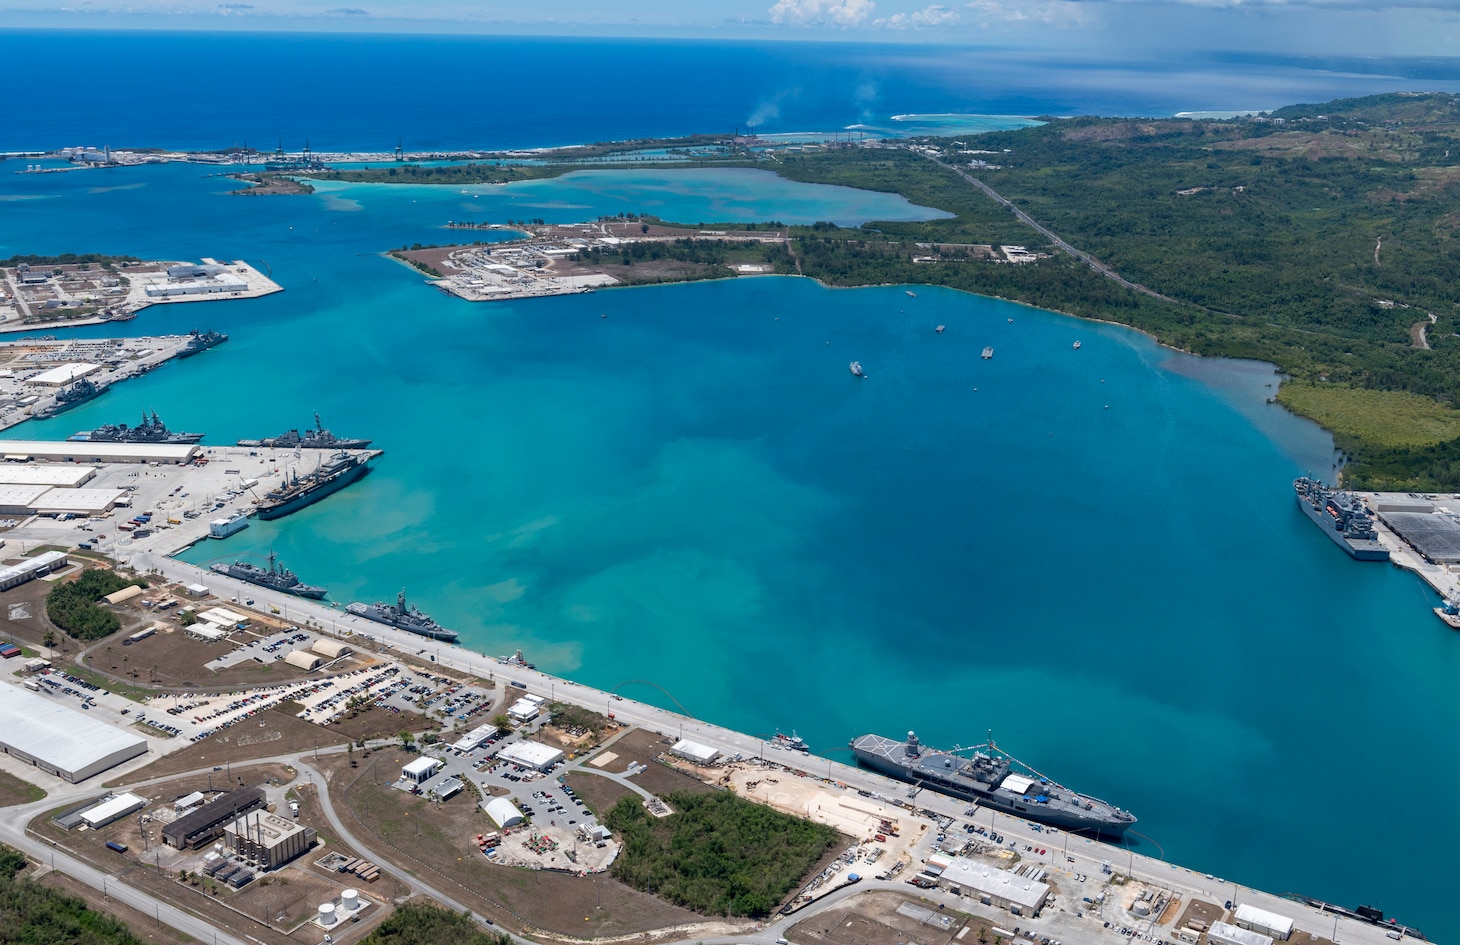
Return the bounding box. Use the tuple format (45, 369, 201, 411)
(875, 3, 958, 26)
(768, 0, 875, 27)
(963, 0, 1093, 26)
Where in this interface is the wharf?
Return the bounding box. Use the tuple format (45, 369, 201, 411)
(1347, 491, 1460, 603)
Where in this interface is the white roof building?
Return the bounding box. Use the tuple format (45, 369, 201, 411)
(0, 484, 54, 514)
(1210, 921, 1275, 945)
(402, 756, 443, 783)
(506, 698, 540, 722)
(1233, 904, 1294, 941)
(310, 639, 352, 660)
(199, 607, 248, 626)
(31, 363, 102, 386)
(174, 791, 206, 811)
(452, 723, 500, 753)
(497, 741, 564, 771)
(81, 792, 146, 828)
(670, 739, 720, 765)
(0, 465, 97, 487)
(0, 682, 147, 782)
(938, 857, 1050, 915)
(283, 650, 321, 671)
(483, 797, 523, 828)
(0, 440, 199, 465)
(28, 487, 127, 515)
(188, 623, 227, 641)
(0, 551, 68, 591)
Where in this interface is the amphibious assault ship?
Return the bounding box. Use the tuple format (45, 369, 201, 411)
(34, 376, 106, 419)
(1293, 477, 1390, 561)
(254, 451, 373, 520)
(177, 329, 227, 359)
(850, 731, 1136, 837)
(346, 589, 459, 643)
(238, 412, 371, 451)
(210, 550, 327, 600)
(69, 410, 204, 444)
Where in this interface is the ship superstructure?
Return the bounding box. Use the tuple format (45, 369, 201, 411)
(1293, 477, 1389, 561)
(850, 731, 1136, 837)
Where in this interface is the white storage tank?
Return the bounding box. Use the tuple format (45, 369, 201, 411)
(318, 903, 337, 926)
(341, 889, 359, 911)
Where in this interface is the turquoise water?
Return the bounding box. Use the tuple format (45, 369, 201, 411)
(3, 160, 1457, 937)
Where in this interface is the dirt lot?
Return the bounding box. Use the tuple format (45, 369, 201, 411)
(790, 890, 975, 945)
(109, 701, 428, 786)
(90, 625, 319, 690)
(588, 728, 715, 799)
(320, 747, 724, 940)
(562, 771, 634, 818)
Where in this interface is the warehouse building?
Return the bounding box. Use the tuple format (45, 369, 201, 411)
(224, 810, 317, 870)
(670, 739, 720, 765)
(283, 650, 322, 671)
(28, 487, 128, 516)
(1233, 904, 1294, 941)
(1210, 921, 1275, 945)
(80, 792, 146, 829)
(451, 722, 499, 753)
(163, 787, 265, 849)
(0, 551, 70, 591)
(496, 741, 564, 772)
(310, 639, 352, 660)
(0, 484, 56, 514)
(0, 682, 146, 782)
(0, 465, 97, 488)
(937, 857, 1050, 916)
(30, 363, 102, 386)
(483, 797, 524, 829)
(0, 440, 200, 465)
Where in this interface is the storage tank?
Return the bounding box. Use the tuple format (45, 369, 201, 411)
(318, 903, 337, 926)
(341, 889, 360, 912)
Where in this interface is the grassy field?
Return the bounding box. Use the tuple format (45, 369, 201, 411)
(1277, 383, 1460, 451)
(0, 770, 44, 807)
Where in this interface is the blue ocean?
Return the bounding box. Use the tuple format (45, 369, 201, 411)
(4, 29, 1460, 938)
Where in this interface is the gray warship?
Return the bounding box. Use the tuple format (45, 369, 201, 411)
(210, 550, 327, 600)
(850, 731, 1136, 837)
(1293, 477, 1389, 561)
(177, 329, 228, 359)
(69, 410, 204, 444)
(34, 376, 107, 419)
(238, 412, 371, 451)
(346, 589, 459, 643)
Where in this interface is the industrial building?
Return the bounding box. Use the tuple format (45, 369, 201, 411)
(0, 465, 97, 488)
(1233, 904, 1294, 941)
(0, 484, 56, 514)
(433, 777, 463, 800)
(283, 650, 322, 671)
(483, 797, 524, 828)
(80, 792, 146, 829)
(0, 440, 200, 465)
(310, 639, 352, 660)
(401, 756, 442, 784)
(144, 273, 247, 298)
(28, 487, 128, 516)
(224, 810, 317, 869)
(670, 739, 720, 765)
(162, 787, 265, 849)
(936, 858, 1050, 915)
(496, 741, 564, 772)
(1209, 921, 1275, 945)
(30, 363, 102, 386)
(0, 682, 146, 782)
(1375, 499, 1460, 564)
(451, 722, 499, 753)
(0, 551, 70, 591)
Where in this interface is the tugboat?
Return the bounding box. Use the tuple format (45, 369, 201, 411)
(238, 412, 371, 450)
(849, 361, 866, 378)
(177, 329, 228, 359)
(255, 451, 373, 520)
(346, 589, 459, 643)
(69, 410, 204, 444)
(34, 376, 106, 419)
(772, 731, 810, 753)
(210, 550, 327, 600)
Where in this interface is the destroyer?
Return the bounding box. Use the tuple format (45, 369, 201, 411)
(70, 410, 203, 444)
(210, 550, 327, 600)
(177, 329, 227, 359)
(1293, 478, 1389, 561)
(255, 451, 373, 520)
(34, 376, 106, 419)
(346, 589, 458, 643)
(850, 731, 1136, 837)
(238, 412, 371, 450)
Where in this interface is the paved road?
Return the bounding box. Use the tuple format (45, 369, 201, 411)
(923, 153, 1179, 304)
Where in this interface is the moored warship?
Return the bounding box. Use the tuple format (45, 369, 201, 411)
(210, 550, 327, 600)
(346, 589, 459, 643)
(1293, 477, 1390, 561)
(34, 376, 107, 419)
(177, 329, 228, 359)
(850, 731, 1136, 837)
(254, 451, 373, 520)
(238, 412, 371, 450)
(69, 410, 204, 444)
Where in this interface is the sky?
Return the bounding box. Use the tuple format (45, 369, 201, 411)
(2, 0, 1460, 55)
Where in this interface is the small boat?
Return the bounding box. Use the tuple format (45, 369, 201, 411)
(905, 290, 917, 298)
(982, 347, 994, 360)
(1073, 340, 1082, 349)
(849, 361, 866, 378)
(1435, 600, 1460, 629)
(1007, 317, 1013, 323)
(935, 325, 946, 334)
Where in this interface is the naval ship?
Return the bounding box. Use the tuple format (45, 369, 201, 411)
(254, 451, 373, 520)
(210, 550, 327, 600)
(850, 731, 1136, 838)
(69, 410, 204, 444)
(1293, 477, 1390, 561)
(346, 590, 459, 643)
(34, 376, 107, 419)
(237, 412, 371, 451)
(177, 329, 228, 359)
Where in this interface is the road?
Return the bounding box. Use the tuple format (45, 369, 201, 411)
(922, 153, 1179, 304)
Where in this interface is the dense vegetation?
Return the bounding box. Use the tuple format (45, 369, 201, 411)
(604, 790, 839, 917)
(45, 569, 144, 641)
(362, 901, 511, 945)
(0, 843, 146, 945)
